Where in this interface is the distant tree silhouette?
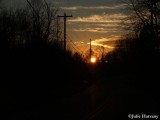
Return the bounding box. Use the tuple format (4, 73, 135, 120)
(25, 0, 59, 48)
(106, 0, 160, 63)
(127, 0, 160, 32)
(0, 0, 87, 66)
(0, 0, 62, 52)
(73, 52, 83, 63)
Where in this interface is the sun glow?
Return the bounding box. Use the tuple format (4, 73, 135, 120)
(90, 57, 96, 63)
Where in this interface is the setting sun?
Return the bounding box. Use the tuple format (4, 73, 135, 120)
(90, 57, 96, 63)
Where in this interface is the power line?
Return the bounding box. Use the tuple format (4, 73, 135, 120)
(66, 35, 84, 54)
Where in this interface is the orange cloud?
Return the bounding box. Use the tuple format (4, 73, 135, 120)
(87, 36, 121, 49)
(68, 13, 127, 23)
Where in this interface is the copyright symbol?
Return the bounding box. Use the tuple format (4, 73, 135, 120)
(128, 114, 133, 119)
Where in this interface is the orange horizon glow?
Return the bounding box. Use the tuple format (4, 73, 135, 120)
(90, 57, 96, 63)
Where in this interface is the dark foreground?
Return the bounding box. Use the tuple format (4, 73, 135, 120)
(1, 56, 160, 120)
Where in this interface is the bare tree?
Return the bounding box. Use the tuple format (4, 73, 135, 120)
(26, 0, 59, 47)
(123, 0, 160, 49)
(0, 0, 61, 50)
(127, 0, 159, 32)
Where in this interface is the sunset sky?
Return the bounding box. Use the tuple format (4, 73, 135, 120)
(2, 0, 131, 57)
(54, 0, 131, 56)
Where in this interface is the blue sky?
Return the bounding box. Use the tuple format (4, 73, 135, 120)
(2, 0, 131, 56)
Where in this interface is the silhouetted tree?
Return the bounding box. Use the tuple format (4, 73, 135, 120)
(0, 0, 61, 51)
(0, 9, 19, 49)
(126, 0, 160, 49)
(26, 0, 59, 48)
(73, 52, 83, 63)
(106, 0, 160, 63)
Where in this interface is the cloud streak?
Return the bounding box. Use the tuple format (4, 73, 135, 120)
(73, 28, 107, 33)
(73, 27, 121, 33)
(88, 36, 121, 49)
(68, 13, 127, 23)
(61, 4, 127, 10)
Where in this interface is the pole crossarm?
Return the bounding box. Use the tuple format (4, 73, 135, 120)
(58, 15, 73, 18)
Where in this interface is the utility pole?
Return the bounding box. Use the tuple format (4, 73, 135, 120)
(58, 12, 72, 54)
(90, 39, 92, 59)
(150, 0, 154, 43)
(101, 46, 105, 62)
(102, 46, 104, 58)
(56, 17, 60, 41)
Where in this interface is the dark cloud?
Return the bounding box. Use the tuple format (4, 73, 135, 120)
(1, 0, 26, 8)
(52, 0, 122, 7)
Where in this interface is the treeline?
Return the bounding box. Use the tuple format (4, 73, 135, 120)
(0, 3, 90, 119)
(106, 0, 160, 64)
(99, 0, 160, 89)
(0, 0, 87, 99)
(0, 0, 84, 65)
(0, 0, 57, 49)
